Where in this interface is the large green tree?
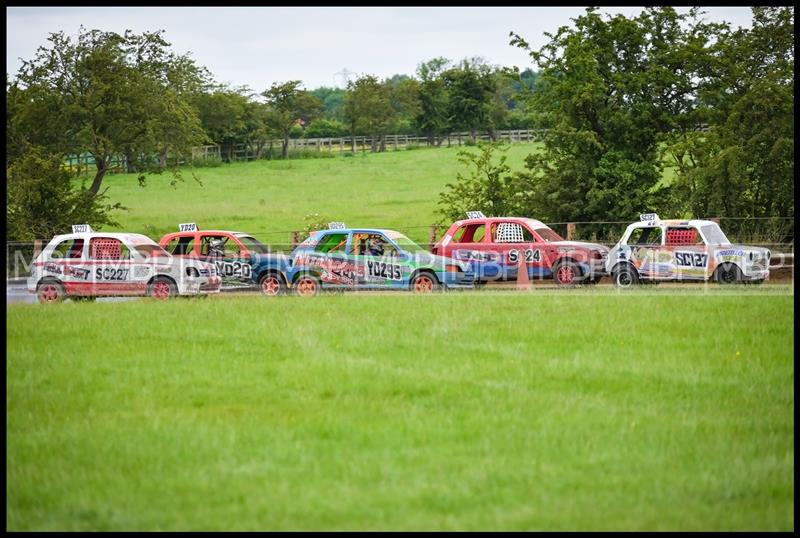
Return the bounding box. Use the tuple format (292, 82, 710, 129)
(666, 7, 794, 239)
(9, 27, 208, 195)
(262, 81, 322, 159)
(442, 59, 497, 141)
(415, 57, 452, 146)
(343, 75, 395, 153)
(509, 7, 719, 224)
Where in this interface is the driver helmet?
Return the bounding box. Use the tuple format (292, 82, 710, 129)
(208, 238, 225, 256)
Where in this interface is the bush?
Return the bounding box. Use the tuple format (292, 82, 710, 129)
(304, 118, 346, 138)
(7, 147, 124, 241)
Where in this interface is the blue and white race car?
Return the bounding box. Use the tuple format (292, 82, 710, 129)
(267, 223, 475, 296)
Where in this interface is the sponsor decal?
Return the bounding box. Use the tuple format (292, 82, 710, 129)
(675, 252, 708, 268)
(95, 267, 130, 280)
(67, 267, 90, 280)
(366, 260, 402, 281)
(716, 249, 744, 258)
(213, 260, 252, 279)
(44, 263, 63, 275)
(454, 249, 495, 262)
(507, 249, 541, 264)
(296, 254, 364, 285)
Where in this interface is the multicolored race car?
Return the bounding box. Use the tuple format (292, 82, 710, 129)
(158, 223, 289, 294)
(432, 212, 609, 286)
(606, 214, 771, 287)
(28, 225, 221, 303)
(278, 223, 475, 295)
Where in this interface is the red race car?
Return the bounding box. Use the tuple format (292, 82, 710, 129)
(432, 212, 609, 286)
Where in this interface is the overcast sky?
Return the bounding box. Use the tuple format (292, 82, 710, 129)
(7, 6, 755, 92)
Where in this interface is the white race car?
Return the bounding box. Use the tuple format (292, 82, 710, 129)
(606, 214, 771, 287)
(28, 225, 221, 303)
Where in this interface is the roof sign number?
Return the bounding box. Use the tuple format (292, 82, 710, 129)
(639, 213, 659, 222)
(179, 223, 198, 232)
(466, 211, 486, 219)
(72, 224, 93, 233)
(328, 222, 346, 230)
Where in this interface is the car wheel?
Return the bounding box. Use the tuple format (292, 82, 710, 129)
(715, 263, 743, 284)
(554, 261, 581, 287)
(411, 272, 440, 293)
(259, 272, 285, 296)
(612, 264, 639, 288)
(148, 277, 177, 299)
(294, 274, 320, 297)
(37, 280, 66, 304)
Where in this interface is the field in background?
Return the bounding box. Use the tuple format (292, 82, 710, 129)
(7, 291, 794, 530)
(97, 143, 537, 245)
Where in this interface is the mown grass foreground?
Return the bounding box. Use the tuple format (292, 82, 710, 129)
(6, 292, 794, 530)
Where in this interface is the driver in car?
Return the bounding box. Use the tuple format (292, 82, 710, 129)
(365, 235, 386, 257)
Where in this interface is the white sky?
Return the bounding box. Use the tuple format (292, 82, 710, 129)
(7, 6, 755, 92)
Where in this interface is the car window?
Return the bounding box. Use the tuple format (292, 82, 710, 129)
(533, 227, 562, 242)
(315, 233, 348, 254)
(492, 222, 532, 243)
(353, 233, 397, 257)
(700, 224, 731, 245)
(453, 224, 485, 243)
(201, 235, 240, 257)
(89, 238, 131, 260)
(628, 227, 663, 246)
(665, 227, 703, 246)
(166, 236, 196, 255)
(236, 235, 270, 254)
(50, 238, 84, 259)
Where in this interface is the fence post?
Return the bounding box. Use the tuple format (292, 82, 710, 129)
(567, 223, 576, 240)
(428, 225, 438, 249)
(291, 231, 301, 249)
(710, 217, 720, 224)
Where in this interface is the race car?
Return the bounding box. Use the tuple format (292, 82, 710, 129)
(432, 211, 609, 286)
(606, 214, 771, 287)
(28, 224, 221, 303)
(158, 223, 290, 295)
(281, 223, 475, 295)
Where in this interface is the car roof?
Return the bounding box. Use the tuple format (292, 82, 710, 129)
(315, 228, 398, 235)
(626, 218, 720, 229)
(48, 232, 155, 243)
(449, 216, 548, 229)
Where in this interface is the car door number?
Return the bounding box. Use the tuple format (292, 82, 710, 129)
(508, 249, 541, 263)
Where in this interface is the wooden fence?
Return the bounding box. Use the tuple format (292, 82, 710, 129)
(63, 130, 546, 172)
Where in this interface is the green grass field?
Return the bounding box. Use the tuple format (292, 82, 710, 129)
(7, 291, 794, 530)
(97, 144, 538, 245)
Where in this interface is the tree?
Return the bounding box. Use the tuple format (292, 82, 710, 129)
(666, 7, 794, 240)
(262, 81, 322, 159)
(442, 59, 497, 141)
(10, 27, 208, 196)
(191, 88, 249, 161)
(343, 75, 395, 152)
(7, 147, 123, 241)
(437, 143, 514, 222)
(415, 57, 452, 145)
(508, 7, 717, 225)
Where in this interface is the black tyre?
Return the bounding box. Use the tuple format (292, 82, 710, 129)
(148, 276, 178, 299)
(612, 264, 640, 288)
(259, 272, 286, 297)
(410, 271, 441, 293)
(294, 274, 320, 297)
(715, 263, 743, 284)
(37, 280, 66, 304)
